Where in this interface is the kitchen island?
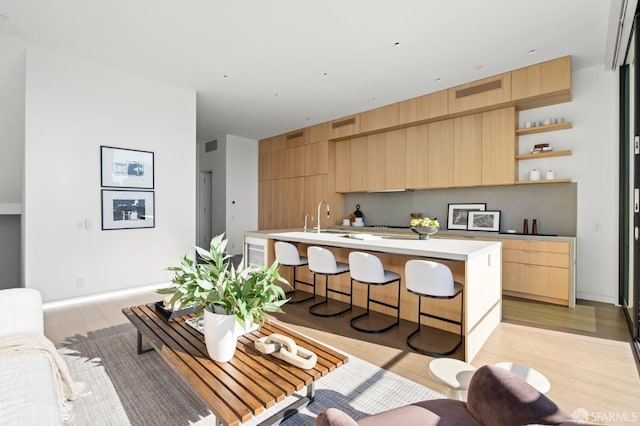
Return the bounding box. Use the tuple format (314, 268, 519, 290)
(247, 230, 502, 362)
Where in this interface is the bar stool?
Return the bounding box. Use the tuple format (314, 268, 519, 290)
(405, 260, 463, 356)
(307, 246, 352, 317)
(274, 241, 314, 304)
(349, 252, 401, 333)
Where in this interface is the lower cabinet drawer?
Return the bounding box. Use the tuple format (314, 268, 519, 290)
(502, 249, 569, 268)
(503, 261, 569, 301)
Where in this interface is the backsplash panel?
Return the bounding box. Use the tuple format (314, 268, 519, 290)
(343, 183, 577, 237)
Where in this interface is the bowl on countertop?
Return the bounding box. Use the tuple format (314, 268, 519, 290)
(410, 226, 439, 240)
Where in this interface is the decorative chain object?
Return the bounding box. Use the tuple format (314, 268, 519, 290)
(254, 333, 317, 370)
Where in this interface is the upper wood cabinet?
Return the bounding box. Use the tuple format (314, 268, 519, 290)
(306, 122, 330, 144)
(304, 141, 328, 176)
(335, 140, 351, 193)
(329, 115, 360, 139)
(366, 129, 405, 191)
(398, 89, 448, 125)
(360, 104, 399, 133)
(350, 137, 368, 192)
(453, 114, 482, 187)
(511, 56, 572, 109)
(481, 107, 516, 185)
(448, 73, 512, 114)
(427, 120, 454, 188)
(405, 124, 429, 189)
(271, 146, 304, 179)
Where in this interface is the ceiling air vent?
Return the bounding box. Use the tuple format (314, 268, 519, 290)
(286, 131, 304, 140)
(205, 139, 218, 152)
(332, 117, 356, 129)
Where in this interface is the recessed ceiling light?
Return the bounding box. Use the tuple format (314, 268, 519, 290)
(435, 77, 441, 82)
(371, 97, 376, 101)
(223, 74, 228, 78)
(393, 42, 400, 47)
(528, 49, 537, 55)
(0, 14, 10, 22)
(323, 72, 328, 76)
(274, 93, 279, 97)
(474, 65, 483, 70)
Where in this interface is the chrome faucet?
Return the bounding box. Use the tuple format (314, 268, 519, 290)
(316, 201, 330, 233)
(303, 213, 313, 232)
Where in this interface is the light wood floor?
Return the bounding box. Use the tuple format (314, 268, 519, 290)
(44, 291, 640, 426)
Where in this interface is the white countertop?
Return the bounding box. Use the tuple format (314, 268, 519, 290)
(267, 231, 501, 261)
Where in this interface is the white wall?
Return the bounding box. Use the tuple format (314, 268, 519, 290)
(197, 134, 258, 255)
(23, 46, 196, 302)
(519, 65, 619, 303)
(0, 38, 25, 203)
(226, 135, 258, 255)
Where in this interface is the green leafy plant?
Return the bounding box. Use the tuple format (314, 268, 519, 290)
(157, 233, 290, 327)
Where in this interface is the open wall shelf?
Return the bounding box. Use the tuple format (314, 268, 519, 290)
(516, 121, 572, 136)
(515, 149, 572, 160)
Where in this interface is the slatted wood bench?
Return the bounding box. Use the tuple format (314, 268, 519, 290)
(122, 303, 349, 426)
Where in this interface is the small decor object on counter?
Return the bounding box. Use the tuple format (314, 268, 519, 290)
(410, 212, 423, 219)
(157, 233, 290, 362)
(545, 170, 555, 180)
(532, 219, 538, 235)
(254, 333, 317, 370)
(447, 203, 486, 230)
(523, 219, 529, 234)
(467, 210, 501, 232)
(342, 219, 351, 226)
(410, 217, 439, 240)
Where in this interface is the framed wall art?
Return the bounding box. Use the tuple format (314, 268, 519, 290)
(467, 210, 501, 232)
(447, 203, 486, 230)
(101, 146, 154, 189)
(101, 190, 155, 230)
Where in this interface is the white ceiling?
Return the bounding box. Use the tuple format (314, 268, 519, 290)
(0, 0, 614, 142)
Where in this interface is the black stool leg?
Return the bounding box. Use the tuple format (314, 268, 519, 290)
(287, 265, 315, 304)
(309, 273, 352, 317)
(406, 291, 464, 357)
(350, 279, 400, 334)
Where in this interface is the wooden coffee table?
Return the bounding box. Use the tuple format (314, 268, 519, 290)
(122, 303, 349, 426)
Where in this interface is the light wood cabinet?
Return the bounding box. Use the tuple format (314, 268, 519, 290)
(360, 103, 399, 133)
(329, 115, 360, 139)
(453, 114, 482, 187)
(398, 89, 448, 125)
(502, 238, 571, 306)
(481, 107, 516, 185)
(512, 56, 572, 109)
(258, 152, 272, 181)
(306, 122, 330, 144)
(448, 73, 512, 114)
(271, 146, 305, 179)
(405, 124, 429, 189)
(366, 133, 386, 190)
(365, 129, 406, 191)
(258, 180, 272, 230)
(334, 140, 351, 193)
(350, 137, 368, 192)
(304, 141, 328, 176)
(427, 120, 454, 188)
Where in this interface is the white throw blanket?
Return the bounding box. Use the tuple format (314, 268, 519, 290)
(0, 332, 82, 417)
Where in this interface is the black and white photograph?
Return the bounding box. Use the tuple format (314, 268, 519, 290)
(101, 146, 154, 189)
(447, 203, 486, 230)
(467, 210, 501, 232)
(101, 190, 155, 230)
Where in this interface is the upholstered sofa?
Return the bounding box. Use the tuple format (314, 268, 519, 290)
(0, 288, 77, 425)
(315, 364, 601, 426)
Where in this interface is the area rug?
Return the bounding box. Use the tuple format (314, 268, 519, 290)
(60, 326, 444, 425)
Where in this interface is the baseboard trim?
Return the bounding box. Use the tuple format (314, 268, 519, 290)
(43, 282, 170, 310)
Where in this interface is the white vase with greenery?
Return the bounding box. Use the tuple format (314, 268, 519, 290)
(158, 233, 290, 362)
